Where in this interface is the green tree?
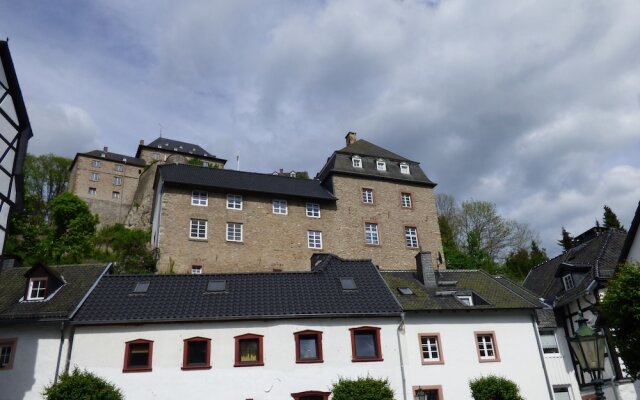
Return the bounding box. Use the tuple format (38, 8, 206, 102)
(558, 227, 573, 252)
(331, 376, 394, 400)
(96, 224, 156, 273)
(503, 241, 548, 282)
(48, 192, 99, 263)
(603, 205, 624, 230)
(43, 368, 123, 400)
(469, 375, 524, 400)
(600, 263, 640, 379)
(24, 153, 71, 211)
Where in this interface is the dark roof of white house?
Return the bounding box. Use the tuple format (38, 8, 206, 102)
(157, 164, 336, 201)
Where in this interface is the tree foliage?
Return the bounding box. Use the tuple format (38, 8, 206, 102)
(96, 224, 156, 273)
(24, 153, 71, 208)
(558, 227, 573, 252)
(600, 263, 640, 379)
(503, 241, 548, 282)
(43, 368, 123, 400)
(469, 375, 524, 400)
(602, 205, 624, 230)
(331, 376, 394, 400)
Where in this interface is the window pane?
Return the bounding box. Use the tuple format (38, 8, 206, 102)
(299, 335, 318, 359)
(355, 331, 377, 358)
(187, 341, 208, 365)
(0, 345, 12, 368)
(239, 339, 258, 362)
(128, 343, 149, 367)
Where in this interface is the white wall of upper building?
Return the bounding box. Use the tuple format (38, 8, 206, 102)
(626, 232, 640, 262)
(402, 311, 552, 400)
(540, 326, 582, 400)
(70, 317, 404, 400)
(0, 323, 69, 400)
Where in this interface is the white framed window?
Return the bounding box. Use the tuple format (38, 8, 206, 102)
(362, 188, 373, 204)
(400, 163, 410, 174)
(540, 331, 559, 354)
(227, 194, 242, 210)
(476, 332, 499, 361)
(376, 159, 386, 171)
(457, 295, 473, 306)
(405, 227, 419, 248)
(401, 193, 412, 208)
(89, 172, 99, 181)
(306, 203, 320, 218)
(113, 176, 122, 186)
(189, 219, 207, 239)
(553, 386, 572, 400)
(365, 223, 379, 245)
(115, 164, 124, 172)
(112, 191, 120, 199)
(226, 222, 243, 242)
(562, 274, 574, 291)
(307, 230, 323, 249)
(419, 334, 443, 364)
(352, 156, 362, 168)
(88, 187, 97, 195)
(273, 200, 288, 215)
(203, 161, 209, 167)
(92, 160, 101, 168)
(191, 266, 202, 275)
(152, 152, 160, 160)
(27, 278, 47, 300)
(192, 190, 208, 206)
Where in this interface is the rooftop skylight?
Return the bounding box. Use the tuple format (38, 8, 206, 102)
(133, 282, 150, 293)
(207, 280, 226, 292)
(340, 277, 357, 290)
(398, 287, 414, 295)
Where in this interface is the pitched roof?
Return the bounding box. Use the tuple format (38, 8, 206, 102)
(73, 255, 401, 324)
(73, 150, 146, 167)
(523, 228, 626, 306)
(381, 269, 543, 311)
(0, 264, 109, 322)
(619, 201, 640, 263)
(157, 164, 336, 201)
(136, 137, 226, 164)
(317, 139, 436, 186)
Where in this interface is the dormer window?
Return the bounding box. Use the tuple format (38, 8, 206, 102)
(456, 295, 473, 306)
(562, 274, 574, 291)
(352, 156, 362, 168)
(400, 163, 410, 174)
(376, 159, 386, 171)
(27, 278, 47, 300)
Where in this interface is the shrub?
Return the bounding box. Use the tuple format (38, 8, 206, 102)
(331, 376, 394, 400)
(43, 368, 123, 400)
(469, 375, 524, 400)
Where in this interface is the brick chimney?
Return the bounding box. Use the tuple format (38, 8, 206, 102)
(139, 139, 144, 145)
(416, 251, 437, 288)
(103, 146, 108, 152)
(345, 132, 357, 146)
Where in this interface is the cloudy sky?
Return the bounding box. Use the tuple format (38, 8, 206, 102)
(2, 0, 640, 256)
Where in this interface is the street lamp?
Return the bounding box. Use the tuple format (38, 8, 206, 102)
(569, 312, 607, 400)
(415, 389, 427, 400)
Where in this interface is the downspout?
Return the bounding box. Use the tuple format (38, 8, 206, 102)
(531, 312, 554, 400)
(53, 321, 66, 383)
(396, 312, 408, 400)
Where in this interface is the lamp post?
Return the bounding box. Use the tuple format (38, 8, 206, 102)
(569, 312, 607, 400)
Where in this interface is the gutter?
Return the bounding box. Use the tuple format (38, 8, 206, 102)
(396, 312, 408, 400)
(531, 312, 554, 400)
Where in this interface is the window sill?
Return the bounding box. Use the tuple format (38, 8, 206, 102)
(123, 368, 152, 373)
(296, 359, 324, 364)
(188, 238, 208, 242)
(234, 362, 264, 367)
(181, 365, 212, 371)
(352, 357, 383, 363)
(421, 359, 444, 365)
(478, 358, 500, 363)
(226, 240, 244, 244)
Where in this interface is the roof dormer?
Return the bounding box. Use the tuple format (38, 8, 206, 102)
(23, 263, 65, 302)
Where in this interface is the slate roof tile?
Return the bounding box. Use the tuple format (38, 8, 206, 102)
(74, 150, 146, 167)
(136, 137, 226, 163)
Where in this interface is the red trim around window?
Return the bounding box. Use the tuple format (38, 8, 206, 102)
(418, 333, 444, 365)
(182, 337, 212, 370)
(349, 326, 383, 362)
(123, 339, 153, 372)
(291, 390, 331, 400)
(474, 331, 501, 363)
(412, 385, 443, 400)
(294, 330, 323, 363)
(234, 333, 264, 367)
(0, 338, 18, 370)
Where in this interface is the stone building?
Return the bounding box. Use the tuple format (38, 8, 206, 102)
(151, 132, 444, 273)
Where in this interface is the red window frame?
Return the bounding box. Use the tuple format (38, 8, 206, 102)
(291, 391, 331, 400)
(294, 330, 323, 363)
(123, 339, 153, 372)
(0, 338, 17, 370)
(412, 385, 443, 400)
(475, 331, 500, 362)
(349, 326, 383, 362)
(234, 333, 264, 367)
(182, 337, 211, 370)
(418, 333, 444, 365)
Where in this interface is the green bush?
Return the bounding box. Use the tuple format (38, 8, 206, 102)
(469, 375, 523, 400)
(43, 368, 123, 400)
(331, 376, 394, 400)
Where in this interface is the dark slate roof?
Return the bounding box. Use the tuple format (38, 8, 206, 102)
(523, 228, 626, 306)
(619, 201, 640, 262)
(136, 137, 227, 164)
(381, 269, 542, 311)
(157, 164, 336, 201)
(0, 264, 108, 322)
(317, 139, 436, 187)
(73, 150, 146, 167)
(535, 308, 558, 329)
(73, 255, 401, 324)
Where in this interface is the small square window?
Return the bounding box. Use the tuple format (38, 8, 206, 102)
(414, 388, 441, 400)
(0, 339, 17, 370)
(227, 194, 243, 210)
(92, 160, 101, 168)
(192, 190, 208, 206)
(352, 156, 362, 168)
(307, 231, 323, 249)
(294, 330, 323, 363)
(457, 295, 473, 306)
(362, 188, 373, 204)
(152, 153, 160, 160)
(190, 219, 207, 239)
(476, 332, 500, 362)
(226, 223, 243, 242)
(124, 339, 153, 372)
(112, 191, 120, 199)
(306, 203, 320, 218)
(540, 331, 559, 354)
(350, 327, 382, 362)
(401, 193, 412, 208)
(405, 227, 419, 248)
(203, 161, 209, 167)
(562, 274, 574, 291)
(376, 160, 386, 171)
(113, 176, 122, 186)
(235, 334, 264, 366)
(553, 387, 571, 400)
(115, 164, 124, 172)
(27, 278, 47, 300)
(364, 223, 379, 245)
(273, 200, 288, 215)
(207, 280, 226, 292)
(88, 187, 97, 195)
(89, 172, 99, 181)
(182, 337, 211, 370)
(400, 163, 410, 174)
(419, 334, 443, 364)
(340, 277, 357, 290)
(191, 265, 202, 275)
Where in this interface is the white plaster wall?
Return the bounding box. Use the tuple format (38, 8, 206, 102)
(402, 312, 551, 400)
(626, 234, 640, 263)
(0, 324, 67, 400)
(543, 327, 581, 400)
(70, 318, 403, 400)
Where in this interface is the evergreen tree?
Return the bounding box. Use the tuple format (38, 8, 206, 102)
(603, 205, 624, 230)
(558, 227, 573, 251)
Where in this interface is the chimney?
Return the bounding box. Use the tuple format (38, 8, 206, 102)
(345, 132, 357, 146)
(103, 146, 108, 153)
(139, 139, 144, 145)
(415, 251, 437, 288)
